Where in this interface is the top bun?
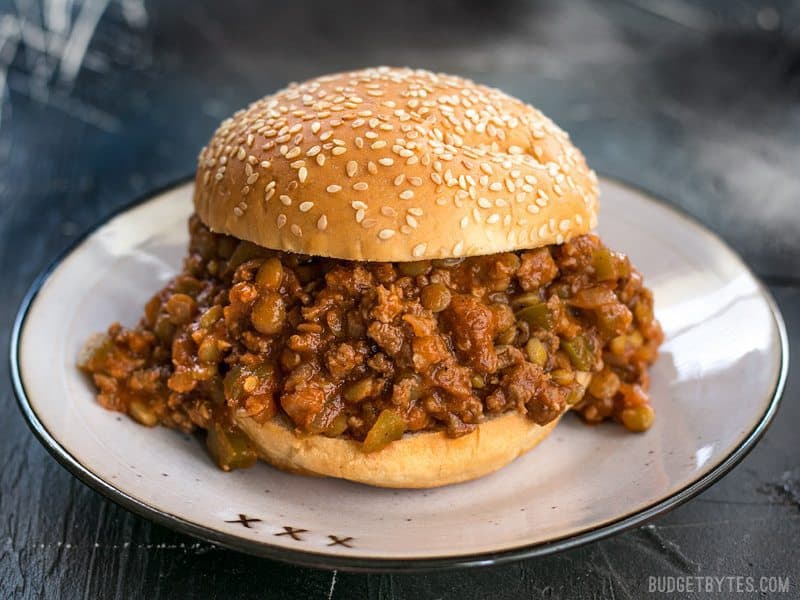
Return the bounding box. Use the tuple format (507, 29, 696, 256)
(194, 67, 599, 261)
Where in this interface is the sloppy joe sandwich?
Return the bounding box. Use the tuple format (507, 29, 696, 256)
(79, 67, 663, 488)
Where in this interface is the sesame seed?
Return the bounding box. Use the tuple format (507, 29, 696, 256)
(233, 207, 244, 217)
(299, 201, 314, 212)
(317, 215, 328, 230)
(408, 207, 423, 216)
(327, 184, 341, 193)
(291, 224, 303, 237)
(412, 243, 427, 257)
(201, 68, 587, 252)
(453, 241, 464, 256)
(399, 190, 414, 200)
(378, 229, 395, 240)
(352, 200, 368, 210)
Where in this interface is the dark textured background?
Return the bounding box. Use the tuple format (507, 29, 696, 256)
(1, 1, 798, 598)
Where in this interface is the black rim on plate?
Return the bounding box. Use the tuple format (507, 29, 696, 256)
(9, 176, 790, 572)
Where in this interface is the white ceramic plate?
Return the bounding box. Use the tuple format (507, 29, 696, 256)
(11, 178, 788, 571)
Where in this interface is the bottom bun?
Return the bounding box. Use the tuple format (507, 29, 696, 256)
(235, 409, 565, 489)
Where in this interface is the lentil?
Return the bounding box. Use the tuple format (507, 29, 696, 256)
(79, 217, 663, 470)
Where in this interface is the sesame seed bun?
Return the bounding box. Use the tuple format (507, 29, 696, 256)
(235, 408, 565, 488)
(194, 66, 599, 261)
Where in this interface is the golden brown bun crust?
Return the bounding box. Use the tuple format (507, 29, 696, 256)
(235, 411, 564, 488)
(194, 67, 598, 261)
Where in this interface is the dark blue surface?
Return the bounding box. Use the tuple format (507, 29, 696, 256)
(1, 1, 798, 597)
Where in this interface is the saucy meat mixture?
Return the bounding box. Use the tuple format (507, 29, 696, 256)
(79, 215, 663, 469)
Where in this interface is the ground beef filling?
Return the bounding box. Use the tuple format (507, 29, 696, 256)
(79, 215, 663, 466)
